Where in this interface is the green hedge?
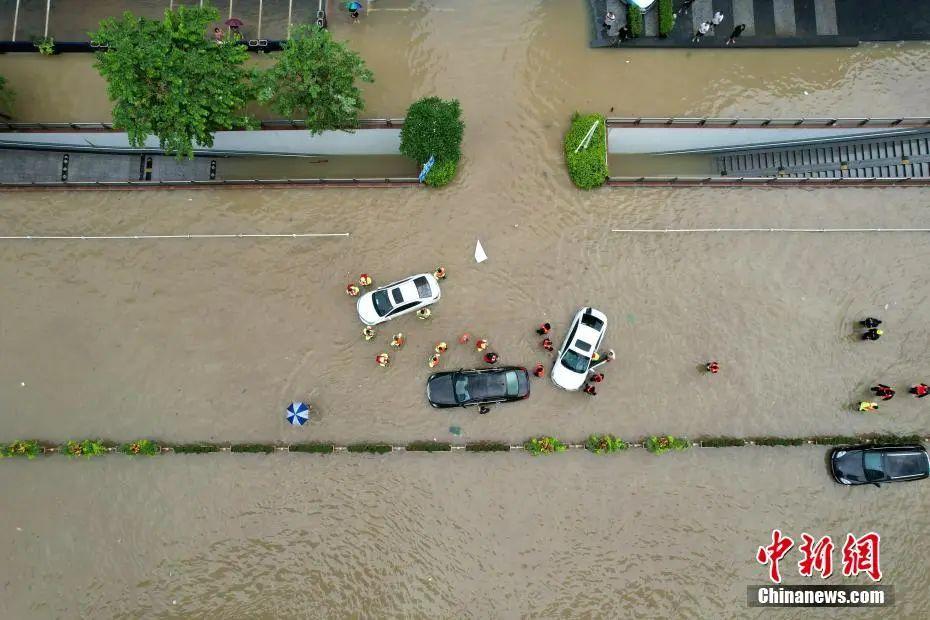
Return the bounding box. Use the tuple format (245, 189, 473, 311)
(627, 5, 644, 38)
(585, 434, 628, 454)
(118, 439, 160, 456)
(749, 437, 805, 446)
(811, 436, 861, 446)
(406, 442, 452, 452)
(658, 0, 674, 37)
(1, 440, 42, 459)
(563, 112, 608, 189)
(699, 437, 746, 448)
(465, 442, 511, 452)
(230, 443, 274, 454)
(400, 96, 464, 189)
(861, 434, 923, 445)
(173, 444, 219, 454)
(347, 443, 393, 454)
(290, 443, 335, 454)
(645, 435, 691, 455)
(525, 436, 567, 456)
(62, 439, 108, 458)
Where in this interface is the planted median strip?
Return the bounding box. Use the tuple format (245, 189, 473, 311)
(2, 434, 927, 460)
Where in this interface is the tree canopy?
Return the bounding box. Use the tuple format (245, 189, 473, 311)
(255, 24, 373, 133)
(91, 6, 254, 158)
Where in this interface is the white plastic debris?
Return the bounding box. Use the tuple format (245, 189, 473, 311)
(474, 240, 488, 263)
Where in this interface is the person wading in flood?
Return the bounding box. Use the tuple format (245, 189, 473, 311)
(910, 383, 929, 398)
(478, 405, 491, 414)
(871, 384, 895, 400)
(862, 328, 883, 341)
(860, 317, 882, 328)
(483, 352, 499, 365)
(706, 361, 720, 374)
(858, 401, 879, 412)
(583, 384, 598, 396)
(536, 322, 551, 335)
(542, 338, 554, 351)
(533, 363, 545, 377)
(726, 23, 746, 45)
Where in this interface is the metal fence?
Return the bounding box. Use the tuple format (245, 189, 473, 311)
(606, 117, 930, 128)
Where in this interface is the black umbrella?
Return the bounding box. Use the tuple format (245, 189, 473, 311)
(225, 17, 244, 28)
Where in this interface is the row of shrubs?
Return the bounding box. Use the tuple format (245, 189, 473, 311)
(2, 435, 925, 459)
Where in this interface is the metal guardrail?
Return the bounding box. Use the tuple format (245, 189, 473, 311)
(0, 119, 405, 132)
(607, 176, 930, 186)
(606, 117, 930, 128)
(0, 177, 421, 190)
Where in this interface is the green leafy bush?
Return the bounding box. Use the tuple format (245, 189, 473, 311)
(749, 437, 805, 447)
(464, 442, 511, 452)
(658, 0, 675, 37)
(34, 37, 55, 55)
(699, 437, 746, 448)
(627, 5, 644, 38)
(347, 443, 393, 454)
(406, 442, 452, 452)
(172, 444, 219, 454)
(290, 443, 334, 454)
(119, 439, 160, 456)
(62, 439, 108, 458)
(424, 159, 457, 187)
(563, 112, 608, 189)
(525, 436, 567, 456)
(585, 434, 628, 454)
(862, 434, 923, 445)
(645, 435, 691, 455)
(1, 440, 42, 459)
(400, 96, 464, 187)
(231, 443, 274, 454)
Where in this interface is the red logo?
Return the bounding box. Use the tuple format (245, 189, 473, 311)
(756, 529, 794, 584)
(798, 533, 834, 578)
(842, 532, 882, 581)
(757, 530, 882, 583)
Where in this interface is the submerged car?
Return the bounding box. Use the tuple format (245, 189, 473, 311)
(356, 273, 441, 326)
(551, 307, 608, 391)
(830, 444, 930, 486)
(426, 366, 530, 408)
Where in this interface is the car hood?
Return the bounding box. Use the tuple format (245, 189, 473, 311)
(356, 293, 381, 325)
(832, 450, 865, 482)
(551, 361, 586, 391)
(426, 374, 458, 405)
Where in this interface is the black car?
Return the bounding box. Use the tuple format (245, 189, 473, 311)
(426, 366, 530, 408)
(830, 444, 930, 486)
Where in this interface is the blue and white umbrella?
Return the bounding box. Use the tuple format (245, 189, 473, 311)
(286, 401, 310, 426)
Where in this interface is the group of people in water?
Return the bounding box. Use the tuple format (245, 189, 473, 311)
(856, 316, 928, 411)
(533, 322, 615, 396)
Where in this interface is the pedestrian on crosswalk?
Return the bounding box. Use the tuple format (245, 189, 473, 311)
(711, 11, 725, 30)
(692, 21, 711, 42)
(677, 0, 696, 16)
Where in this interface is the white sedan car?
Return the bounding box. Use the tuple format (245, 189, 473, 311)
(356, 273, 441, 326)
(551, 307, 608, 391)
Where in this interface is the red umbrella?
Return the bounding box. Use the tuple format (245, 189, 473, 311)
(225, 17, 244, 28)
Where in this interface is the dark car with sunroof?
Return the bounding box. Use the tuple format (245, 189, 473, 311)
(426, 367, 530, 408)
(830, 444, 930, 486)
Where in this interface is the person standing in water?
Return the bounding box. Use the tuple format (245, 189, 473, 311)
(910, 383, 929, 398)
(871, 384, 895, 400)
(536, 323, 551, 335)
(858, 401, 879, 412)
(483, 352, 499, 365)
(533, 363, 545, 377)
(542, 338, 554, 351)
(860, 317, 882, 328)
(706, 361, 720, 374)
(862, 328, 883, 341)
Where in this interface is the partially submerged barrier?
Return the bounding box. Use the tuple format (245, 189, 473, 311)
(3, 434, 927, 459)
(0, 178, 420, 191)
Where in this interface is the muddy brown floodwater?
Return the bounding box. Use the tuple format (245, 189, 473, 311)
(2, 0, 930, 616)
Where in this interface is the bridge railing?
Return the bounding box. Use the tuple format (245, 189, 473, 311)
(0, 119, 405, 132)
(606, 117, 930, 128)
(607, 176, 930, 186)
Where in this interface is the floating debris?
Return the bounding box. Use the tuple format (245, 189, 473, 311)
(474, 240, 488, 263)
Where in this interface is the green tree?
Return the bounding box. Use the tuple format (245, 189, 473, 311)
(91, 6, 254, 158)
(0, 75, 13, 119)
(256, 24, 373, 133)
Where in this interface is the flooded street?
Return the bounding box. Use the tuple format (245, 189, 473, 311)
(2, 0, 930, 616)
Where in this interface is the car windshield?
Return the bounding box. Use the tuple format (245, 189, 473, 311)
(863, 452, 886, 482)
(414, 276, 432, 299)
(580, 313, 604, 332)
(371, 290, 393, 317)
(560, 349, 590, 374)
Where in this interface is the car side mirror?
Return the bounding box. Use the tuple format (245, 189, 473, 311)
(872, 482, 881, 488)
